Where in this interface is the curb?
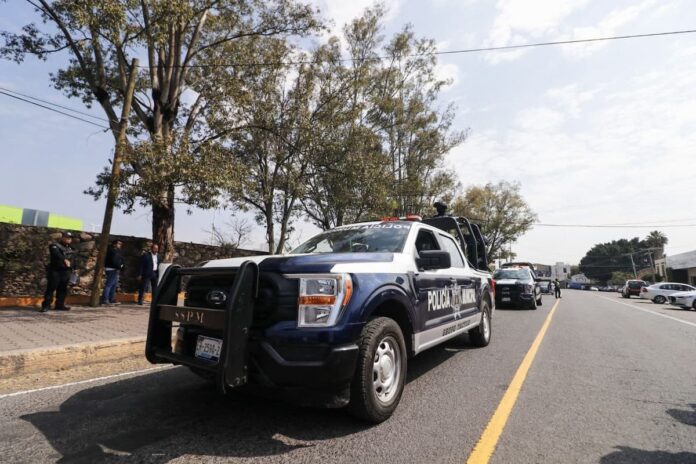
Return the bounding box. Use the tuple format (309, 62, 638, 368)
(0, 337, 146, 378)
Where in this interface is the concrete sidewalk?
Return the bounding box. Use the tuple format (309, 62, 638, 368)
(0, 304, 150, 377)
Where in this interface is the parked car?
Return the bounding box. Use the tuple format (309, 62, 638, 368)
(641, 282, 696, 304)
(668, 290, 696, 310)
(589, 286, 599, 291)
(621, 280, 648, 298)
(540, 280, 554, 294)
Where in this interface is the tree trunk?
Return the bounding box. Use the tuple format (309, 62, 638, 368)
(152, 184, 176, 262)
(265, 208, 275, 254)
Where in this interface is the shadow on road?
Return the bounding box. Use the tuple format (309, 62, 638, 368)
(600, 446, 696, 464)
(21, 338, 472, 462)
(667, 403, 696, 427)
(21, 368, 365, 463)
(601, 404, 696, 464)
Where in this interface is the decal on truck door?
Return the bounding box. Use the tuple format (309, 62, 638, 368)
(412, 228, 482, 353)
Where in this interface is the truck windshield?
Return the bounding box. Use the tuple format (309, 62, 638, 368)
(290, 223, 412, 254)
(493, 269, 531, 280)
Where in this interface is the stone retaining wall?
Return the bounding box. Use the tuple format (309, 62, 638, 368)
(0, 223, 265, 297)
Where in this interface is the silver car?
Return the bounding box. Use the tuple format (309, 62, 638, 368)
(640, 282, 696, 304)
(668, 291, 696, 310)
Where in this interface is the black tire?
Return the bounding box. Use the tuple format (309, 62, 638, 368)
(469, 299, 492, 347)
(536, 295, 543, 306)
(348, 317, 407, 423)
(692, 300, 696, 311)
(622, 293, 629, 298)
(653, 295, 666, 304)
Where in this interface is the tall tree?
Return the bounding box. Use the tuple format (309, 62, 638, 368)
(579, 237, 644, 282)
(301, 12, 392, 229)
(370, 23, 465, 216)
(644, 230, 668, 250)
(450, 181, 537, 259)
(299, 7, 465, 228)
(1, 0, 320, 260)
(579, 231, 668, 282)
(208, 38, 324, 253)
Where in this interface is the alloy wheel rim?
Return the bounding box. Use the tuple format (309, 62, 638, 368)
(372, 335, 401, 404)
(482, 310, 490, 340)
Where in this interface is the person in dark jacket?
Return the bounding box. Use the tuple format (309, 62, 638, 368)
(554, 278, 562, 298)
(138, 243, 160, 305)
(100, 239, 125, 306)
(41, 232, 75, 312)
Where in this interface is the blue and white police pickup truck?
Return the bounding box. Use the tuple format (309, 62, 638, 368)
(146, 217, 495, 423)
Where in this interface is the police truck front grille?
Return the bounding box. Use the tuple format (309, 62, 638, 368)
(496, 284, 521, 299)
(184, 271, 298, 328)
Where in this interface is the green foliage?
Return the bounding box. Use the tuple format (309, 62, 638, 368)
(299, 7, 465, 228)
(643, 230, 668, 249)
(579, 230, 668, 282)
(1, 0, 321, 258)
(450, 181, 537, 260)
(610, 271, 635, 285)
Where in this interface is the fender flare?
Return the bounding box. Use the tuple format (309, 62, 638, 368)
(357, 284, 416, 329)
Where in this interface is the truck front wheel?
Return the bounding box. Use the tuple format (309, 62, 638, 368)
(469, 300, 492, 347)
(348, 317, 407, 423)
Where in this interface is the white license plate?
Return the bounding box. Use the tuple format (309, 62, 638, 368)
(195, 335, 222, 361)
(502, 297, 511, 302)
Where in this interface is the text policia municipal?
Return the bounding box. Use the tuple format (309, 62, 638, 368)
(428, 284, 476, 312)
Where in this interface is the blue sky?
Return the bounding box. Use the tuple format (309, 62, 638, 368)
(1, 0, 695, 264)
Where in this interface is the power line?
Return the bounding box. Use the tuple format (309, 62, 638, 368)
(169, 28, 696, 68)
(0, 90, 110, 129)
(0, 86, 110, 123)
(533, 223, 696, 228)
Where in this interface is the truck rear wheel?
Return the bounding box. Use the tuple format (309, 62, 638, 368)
(469, 300, 492, 347)
(348, 317, 407, 423)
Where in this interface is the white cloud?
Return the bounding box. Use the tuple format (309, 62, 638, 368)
(448, 45, 696, 262)
(483, 0, 668, 63)
(545, 84, 596, 117)
(484, 0, 590, 63)
(559, 0, 658, 58)
(434, 62, 460, 88)
(514, 107, 565, 131)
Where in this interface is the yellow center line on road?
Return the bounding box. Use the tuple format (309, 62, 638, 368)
(466, 299, 561, 464)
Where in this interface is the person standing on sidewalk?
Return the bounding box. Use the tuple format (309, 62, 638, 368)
(138, 243, 159, 305)
(41, 232, 75, 312)
(100, 239, 125, 306)
(554, 278, 562, 299)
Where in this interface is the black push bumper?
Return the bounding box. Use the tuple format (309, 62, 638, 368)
(146, 261, 258, 393)
(145, 261, 359, 393)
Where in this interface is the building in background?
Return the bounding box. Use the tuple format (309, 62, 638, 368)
(0, 204, 82, 231)
(551, 262, 571, 281)
(658, 250, 696, 286)
(533, 263, 551, 277)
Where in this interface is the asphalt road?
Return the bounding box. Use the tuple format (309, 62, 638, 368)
(0, 290, 694, 463)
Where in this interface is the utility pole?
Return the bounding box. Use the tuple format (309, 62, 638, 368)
(647, 249, 657, 281)
(90, 59, 139, 307)
(629, 252, 637, 279)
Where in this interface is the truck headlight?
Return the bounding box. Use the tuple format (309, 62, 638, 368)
(291, 274, 353, 327)
(523, 284, 533, 293)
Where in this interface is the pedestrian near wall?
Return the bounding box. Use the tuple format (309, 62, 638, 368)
(100, 239, 125, 306)
(138, 243, 160, 305)
(41, 232, 75, 312)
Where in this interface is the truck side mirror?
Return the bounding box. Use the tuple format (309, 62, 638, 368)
(416, 250, 451, 270)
